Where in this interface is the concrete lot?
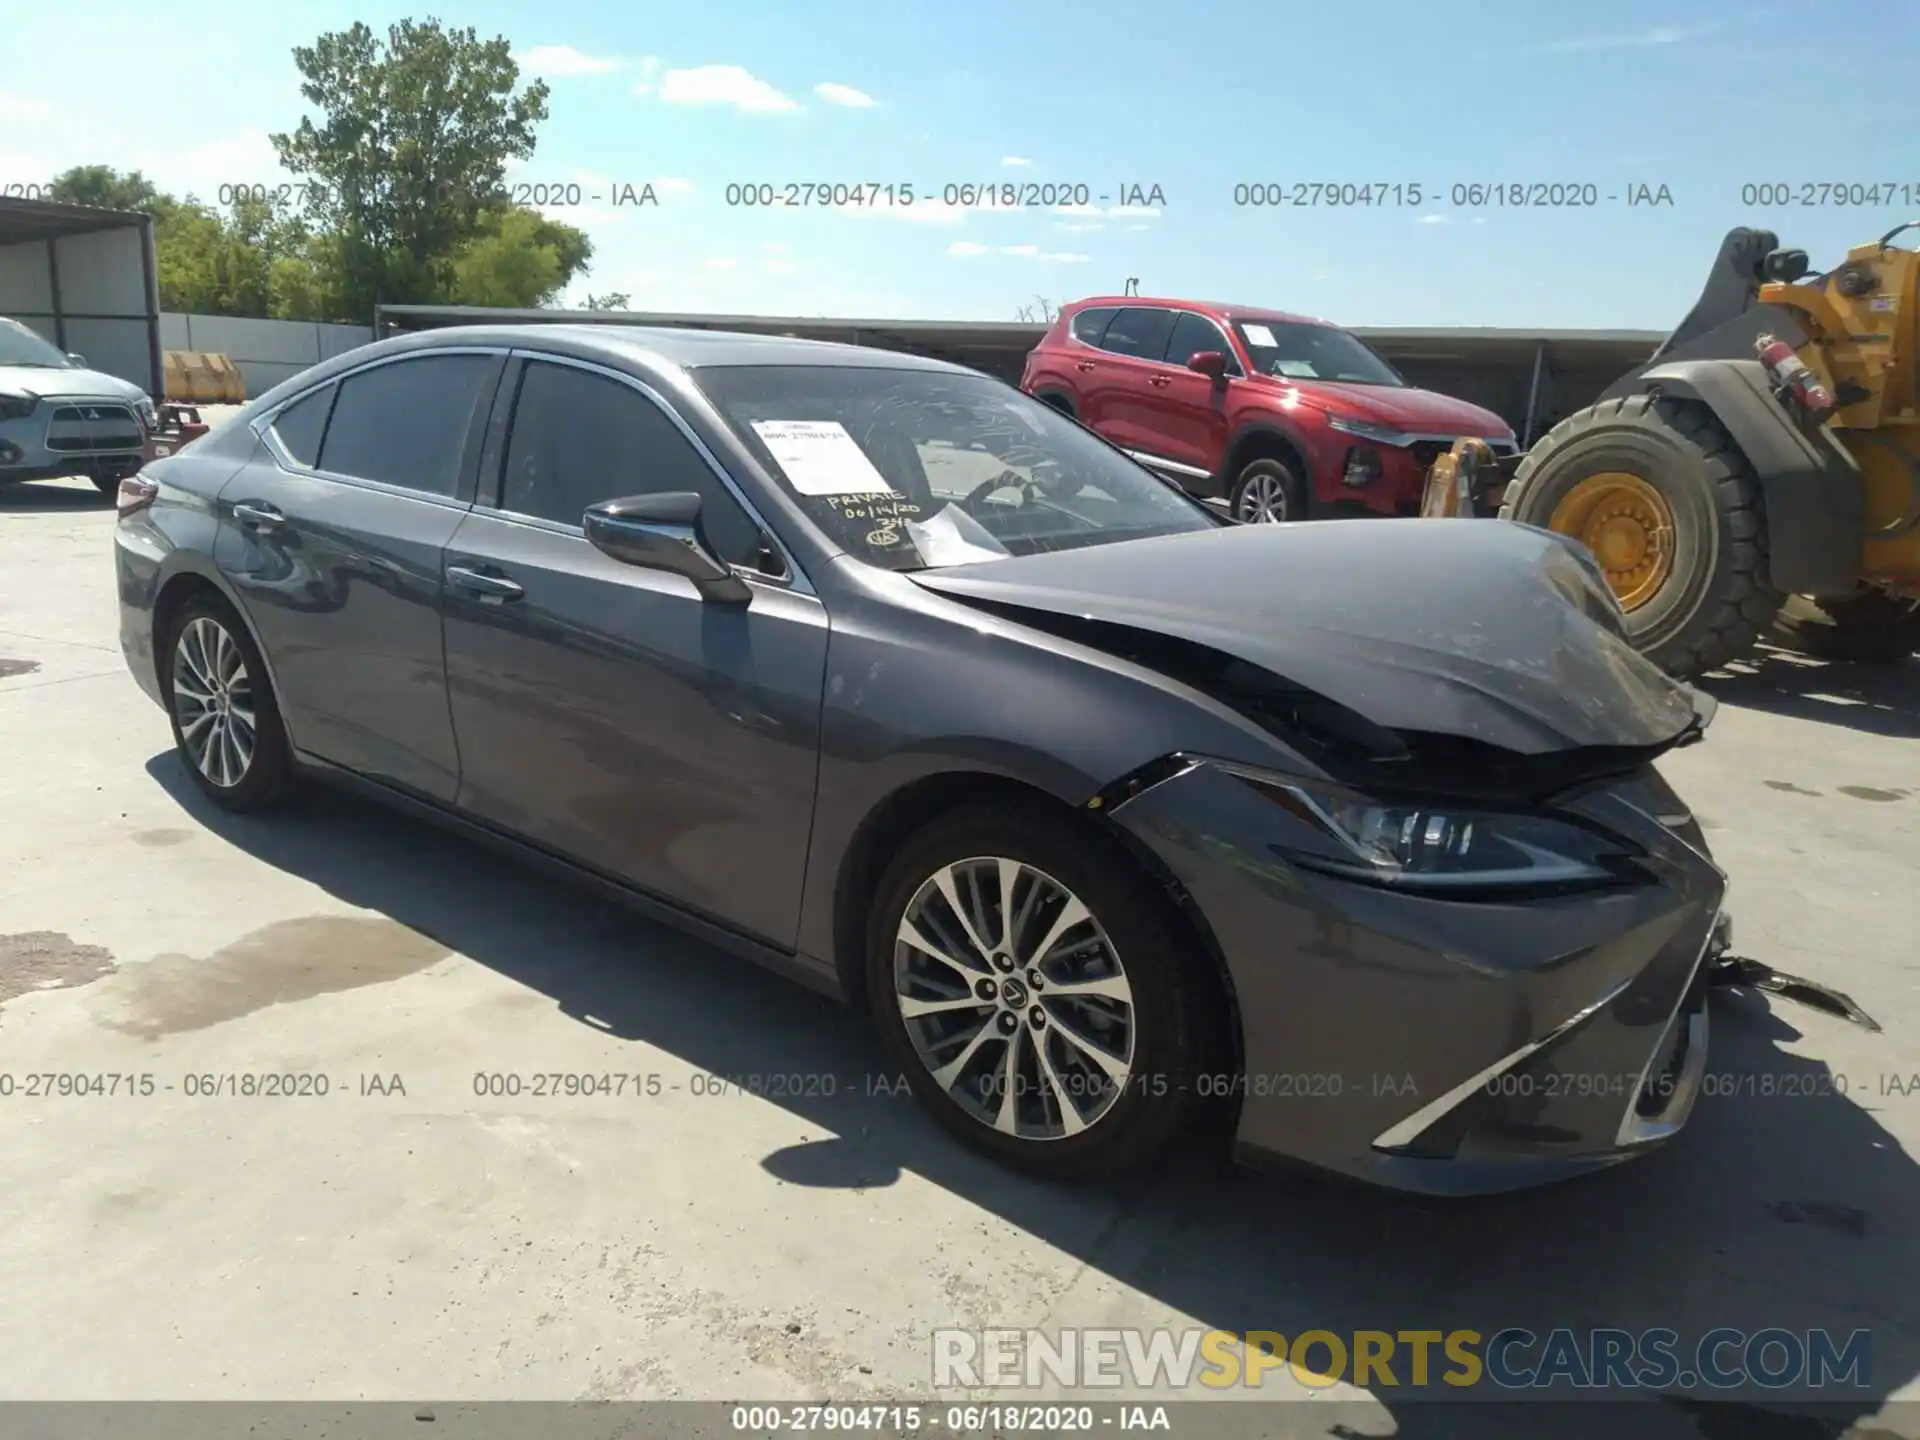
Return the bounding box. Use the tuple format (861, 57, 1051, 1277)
(1, 473, 1917, 1437)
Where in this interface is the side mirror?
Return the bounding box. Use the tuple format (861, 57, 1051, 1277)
(583, 491, 753, 605)
(65, 353, 88, 368)
(1186, 350, 1228, 382)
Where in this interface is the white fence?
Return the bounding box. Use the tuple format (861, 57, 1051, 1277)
(159, 314, 372, 400)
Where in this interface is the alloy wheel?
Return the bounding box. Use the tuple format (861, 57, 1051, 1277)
(1234, 472, 1289, 523)
(893, 856, 1135, 1140)
(171, 616, 257, 788)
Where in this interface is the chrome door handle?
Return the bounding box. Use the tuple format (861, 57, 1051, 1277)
(1075, 361, 1096, 372)
(445, 565, 525, 604)
(231, 502, 283, 530)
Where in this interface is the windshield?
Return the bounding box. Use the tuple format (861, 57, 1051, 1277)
(696, 365, 1221, 572)
(0, 319, 73, 369)
(1233, 320, 1404, 387)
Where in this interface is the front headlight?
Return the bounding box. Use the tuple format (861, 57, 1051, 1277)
(135, 396, 158, 430)
(1214, 761, 1634, 892)
(1327, 416, 1406, 446)
(0, 391, 37, 422)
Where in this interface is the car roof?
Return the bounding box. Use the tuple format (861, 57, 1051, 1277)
(1064, 296, 1334, 328)
(403, 323, 978, 375)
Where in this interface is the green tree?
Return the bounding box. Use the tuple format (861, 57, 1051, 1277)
(46, 165, 162, 214)
(582, 292, 631, 311)
(270, 17, 551, 316)
(446, 205, 593, 308)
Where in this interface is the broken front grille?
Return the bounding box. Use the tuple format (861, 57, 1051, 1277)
(45, 403, 142, 453)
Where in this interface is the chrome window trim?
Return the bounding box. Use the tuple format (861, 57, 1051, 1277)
(252, 345, 511, 508)
(494, 349, 812, 597)
(1122, 448, 1213, 481)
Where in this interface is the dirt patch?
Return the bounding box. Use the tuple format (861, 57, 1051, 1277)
(1763, 780, 1823, 797)
(129, 827, 196, 848)
(0, 657, 42, 680)
(1837, 785, 1907, 803)
(98, 915, 453, 1040)
(0, 931, 118, 1011)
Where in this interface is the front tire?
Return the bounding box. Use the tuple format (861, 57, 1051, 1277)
(1228, 455, 1307, 524)
(161, 594, 296, 811)
(1500, 394, 1783, 678)
(866, 802, 1217, 1180)
(1772, 590, 1920, 664)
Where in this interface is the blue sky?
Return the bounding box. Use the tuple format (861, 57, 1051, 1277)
(4, 0, 1918, 327)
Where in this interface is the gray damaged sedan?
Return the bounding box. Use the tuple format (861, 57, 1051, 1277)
(113, 325, 1729, 1195)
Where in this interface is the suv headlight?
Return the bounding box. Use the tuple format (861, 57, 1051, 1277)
(1327, 416, 1406, 446)
(1214, 761, 1635, 892)
(135, 396, 158, 430)
(0, 392, 37, 422)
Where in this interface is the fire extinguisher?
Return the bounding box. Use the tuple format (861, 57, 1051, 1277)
(1755, 333, 1835, 421)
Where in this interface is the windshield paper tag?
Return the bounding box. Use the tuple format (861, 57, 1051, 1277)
(1239, 323, 1277, 348)
(751, 420, 899, 497)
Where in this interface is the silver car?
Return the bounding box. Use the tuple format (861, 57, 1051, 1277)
(0, 316, 157, 495)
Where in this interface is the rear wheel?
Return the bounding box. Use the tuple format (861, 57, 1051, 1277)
(865, 803, 1218, 1180)
(1228, 455, 1307, 524)
(1500, 394, 1782, 678)
(1772, 589, 1920, 664)
(162, 594, 297, 811)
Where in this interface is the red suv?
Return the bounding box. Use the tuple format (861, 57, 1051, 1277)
(1021, 297, 1516, 522)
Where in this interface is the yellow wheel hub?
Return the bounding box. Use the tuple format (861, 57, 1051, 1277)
(1546, 472, 1676, 612)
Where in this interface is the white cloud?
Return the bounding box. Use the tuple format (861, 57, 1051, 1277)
(1537, 24, 1715, 53)
(655, 65, 800, 113)
(1126, 223, 1151, 232)
(653, 176, 695, 195)
(169, 130, 282, 201)
(703, 256, 740, 270)
(1055, 202, 1160, 222)
(1001, 155, 1034, 167)
(814, 82, 878, 108)
(948, 241, 1087, 262)
(515, 44, 626, 76)
(1054, 222, 1103, 233)
(631, 56, 662, 97)
(762, 258, 800, 274)
(0, 91, 53, 122)
(763, 241, 790, 253)
(1418, 213, 1449, 225)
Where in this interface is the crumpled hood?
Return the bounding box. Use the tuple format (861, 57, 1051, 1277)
(909, 518, 1704, 757)
(0, 364, 147, 402)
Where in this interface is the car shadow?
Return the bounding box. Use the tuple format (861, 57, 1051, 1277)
(0, 478, 116, 513)
(1700, 645, 1920, 741)
(144, 753, 1920, 1437)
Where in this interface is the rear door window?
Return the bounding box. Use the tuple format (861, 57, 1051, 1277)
(317, 354, 493, 497)
(1069, 307, 1118, 346)
(1098, 307, 1177, 362)
(269, 383, 335, 467)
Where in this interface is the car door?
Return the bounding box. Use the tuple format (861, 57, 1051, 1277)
(1147, 311, 1241, 491)
(215, 348, 504, 802)
(1080, 306, 1177, 455)
(439, 353, 829, 949)
(1051, 305, 1118, 417)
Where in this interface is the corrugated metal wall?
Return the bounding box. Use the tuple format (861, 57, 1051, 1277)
(157, 314, 373, 399)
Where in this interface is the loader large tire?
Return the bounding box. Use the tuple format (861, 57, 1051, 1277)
(1771, 590, 1920, 665)
(1500, 394, 1784, 679)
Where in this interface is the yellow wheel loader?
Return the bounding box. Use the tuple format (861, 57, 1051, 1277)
(1422, 223, 1920, 677)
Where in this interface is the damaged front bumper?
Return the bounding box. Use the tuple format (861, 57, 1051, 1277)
(1106, 757, 1730, 1196)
